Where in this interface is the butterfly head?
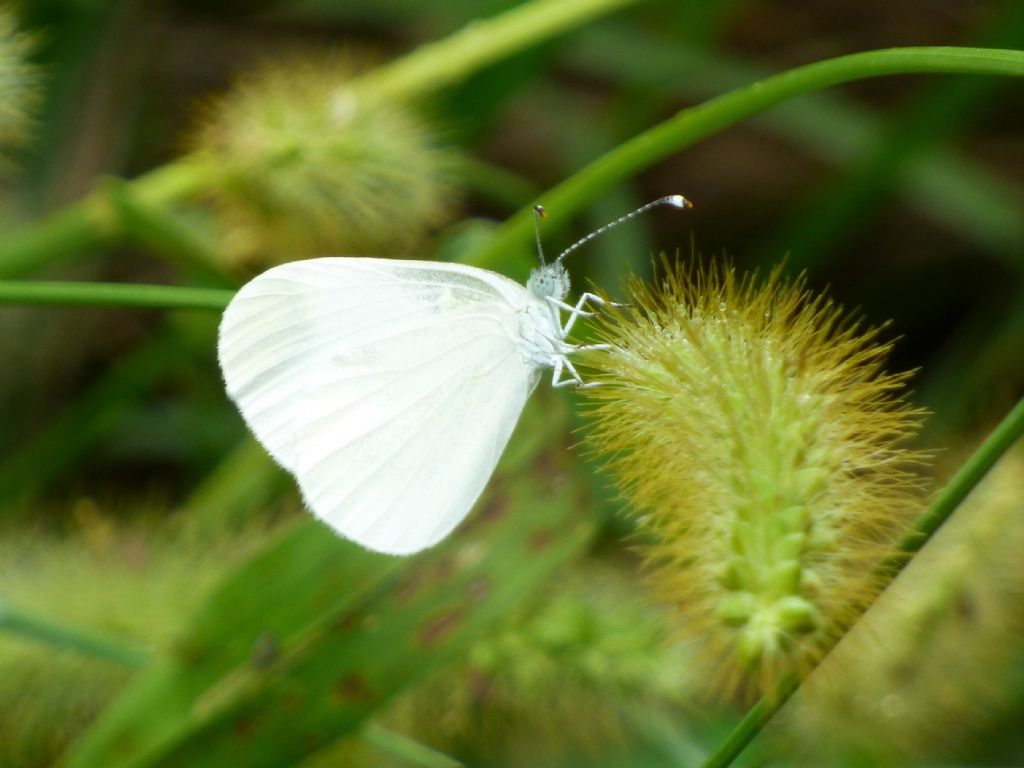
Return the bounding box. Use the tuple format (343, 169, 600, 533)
(527, 262, 570, 302)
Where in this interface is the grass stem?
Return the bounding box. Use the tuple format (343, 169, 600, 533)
(0, 281, 232, 311)
(472, 46, 1024, 271)
(699, 392, 1024, 768)
(0, 599, 150, 667)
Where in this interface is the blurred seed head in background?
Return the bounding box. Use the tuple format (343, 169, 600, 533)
(0, 8, 39, 179)
(190, 54, 457, 269)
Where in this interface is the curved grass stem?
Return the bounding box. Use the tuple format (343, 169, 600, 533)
(354, 0, 639, 102)
(699, 393, 1024, 768)
(472, 46, 1024, 270)
(894, 394, 1024, 556)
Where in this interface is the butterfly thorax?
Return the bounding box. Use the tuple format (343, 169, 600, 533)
(518, 263, 569, 371)
(527, 262, 570, 302)
(516, 300, 563, 371)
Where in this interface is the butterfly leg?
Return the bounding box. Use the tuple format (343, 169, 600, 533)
(547, 292, 606, 336)
(563, 356, 603, 389)
(551, 354, 602, 389)
(551, 354, 585, 388)
(550, 356, 573, 388)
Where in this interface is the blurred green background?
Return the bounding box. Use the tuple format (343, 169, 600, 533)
(0, 1, 1022, 767)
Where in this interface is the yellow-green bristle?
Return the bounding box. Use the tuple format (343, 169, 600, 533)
(580, 260, 928, 703)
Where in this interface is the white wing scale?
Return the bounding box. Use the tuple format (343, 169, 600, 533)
(217, 257, 545, 554)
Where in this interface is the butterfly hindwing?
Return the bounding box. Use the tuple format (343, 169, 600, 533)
(294, 322, 537, 554)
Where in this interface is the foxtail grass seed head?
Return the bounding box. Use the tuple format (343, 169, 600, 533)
(0, 9, 39, 174)
(0, 499, 278, 765)
(191, 54, 455, 268)
(581, 261, 927, 703)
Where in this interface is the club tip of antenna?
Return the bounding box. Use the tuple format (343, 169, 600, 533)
(668, 194, 692, 209)
(534, 204, 549, 219)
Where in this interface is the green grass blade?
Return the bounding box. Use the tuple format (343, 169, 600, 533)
(0, 321, 207, 509)
(354, 0, 639, 100)
(754, 1, 1024, 270)
(0, 598, 150, 667)
(101, 178, 233, 286)
(360, 724, 464, 768)
(179, 438, 289, 537)
(62, 397, 596, 768)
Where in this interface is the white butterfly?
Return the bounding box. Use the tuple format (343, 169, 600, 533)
(217, 195, 689, 555)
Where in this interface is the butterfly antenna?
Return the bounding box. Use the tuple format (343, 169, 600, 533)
(555, 194, 692, 264)
(533, 204, 549, 265)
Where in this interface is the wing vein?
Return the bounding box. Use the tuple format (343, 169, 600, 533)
(304, 347, 519, 540)
(241, 320, 518, 427)
(299, 339, 517, 479)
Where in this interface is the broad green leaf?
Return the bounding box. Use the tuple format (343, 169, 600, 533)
(63, 394, 596, 768)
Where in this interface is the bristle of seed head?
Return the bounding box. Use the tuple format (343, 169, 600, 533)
(580, 259, 928, 703)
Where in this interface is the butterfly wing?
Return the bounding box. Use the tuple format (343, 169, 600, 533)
(218, 257, 542, 554)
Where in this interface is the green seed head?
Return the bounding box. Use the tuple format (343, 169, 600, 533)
(191, 54, 455, 268)
(367, 564, 693, 765)
(0, 9, 39, 175)
(581, 261, 927, 702)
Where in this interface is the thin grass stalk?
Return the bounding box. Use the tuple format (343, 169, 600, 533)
(699, 393, 1024, 768)
(471, 46, 1024, 271)
(0, 281, 232, 310)
(0, 599, 150, 667)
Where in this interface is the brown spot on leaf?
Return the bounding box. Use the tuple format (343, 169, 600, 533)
(532, 453, 557, 477)
(334, 673, 373, 704)
(468, 668, 494, 703)
(478, 493, 509, 523)
(529, 528, 555, 551)
(304, 731, 328, 752)
(418, 607, 465, 648)
(954, 590, 976, 622)
(393, 572, 426, 606)
(174, 638, 205, 665)
(465, 578, 491, 603)
(336, 611, 360, 634)
(426, 557, 456, 584)
(249, 631, 279, 668)
(234, 713, 261, 740)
